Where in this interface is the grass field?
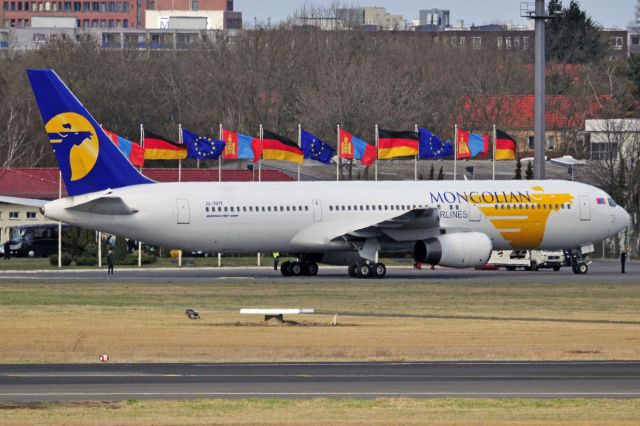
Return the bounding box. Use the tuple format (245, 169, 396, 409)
(0, 281, 638, 362)
(1, 399, 639, 425)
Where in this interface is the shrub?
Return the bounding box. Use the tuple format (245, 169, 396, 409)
(75, 256, 98, 266)
(49, 253, 72, 266)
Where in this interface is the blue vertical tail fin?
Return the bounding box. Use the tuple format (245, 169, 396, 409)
(27, 69, 153, 196)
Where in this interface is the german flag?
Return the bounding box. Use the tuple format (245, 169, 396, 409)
(495, 129, 517, 160)
(143, 129, 187, 160)
(377, 129, 419, 159)
(260, 129, 304, 164)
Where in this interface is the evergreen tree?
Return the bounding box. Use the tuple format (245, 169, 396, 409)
(113, 237, 129, 262)
(514, 158, 522, 180)
(428, 163, 435, 180)
(437, 165, 444, 180)
(546, 0, 604, 64)
(628, 55, 640, 98)
(525, 161, 534, 180)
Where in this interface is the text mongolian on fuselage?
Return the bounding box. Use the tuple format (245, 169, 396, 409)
(429, 191, 532, 204)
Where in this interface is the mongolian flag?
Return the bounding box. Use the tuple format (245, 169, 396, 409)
(103, 129, 144, 167)
(456, 129, 472, 159)
(143, 129, 187, 160)
(377, 129, 419, 159)
(338, 128, 376, 166)
(301, 129, 335, 164)
(418, 128, 453, 159)
(468, 133, 490, 158)
(495, 129, 517, 160)
(260, 129, 304, 164)
(221, 128, 259, 162)
(181, 128, 225, 160)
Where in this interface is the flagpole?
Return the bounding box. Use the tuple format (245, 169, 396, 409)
(414, 123, 418, 181)
(259, 124, 263, 182)
(177, 123, 183, 268)
(297, 124, 301, 182)
(336, 124, 340, 182)
(218, 124, 222, 183)
(492, 124, 497, 181)
(139, 124, 144, 173)
(57, 171, 62, 269)
(454, 124, 458, 181)
(375, 124, 379, 182)
(178, 123, 182, 183)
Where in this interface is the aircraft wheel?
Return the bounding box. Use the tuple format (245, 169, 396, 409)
(280, 261, 292, 276)
(358, 264, 371, 278)
(348, 264, 358, 278)
(574, 263, 588, 275)
(372, 262, 386, 278)
(306, 262, 319, 276)
(290, 261, 303, 276)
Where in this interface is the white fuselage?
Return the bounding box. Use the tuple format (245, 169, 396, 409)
(43, 180, 630, 258)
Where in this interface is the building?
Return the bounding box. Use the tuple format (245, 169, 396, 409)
(583, 119, 640, 160)
(418, 8, 449, 29)
(0, 168, 292, 241)
(1, 0, 240, 30)
(628, 0, 640, 54)
(335, 6, 404, 30)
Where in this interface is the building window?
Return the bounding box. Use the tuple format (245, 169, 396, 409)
(459, 36, 465, 46)
(100, 19, 106, 27)
(528, 135, 534, 150)
(9, 212, 19, 220)
(17, 1, 22, 10)
(100, 1, 105, 11)
(26, 211, 37, 220)
(147, 0, 154, 10)
(497, 37, 503, 49)
(2, 2, 8, 10)
(472, 36, 481, 48)
(92, 1, 98, 11)
(632, 36, 640, 46)
(609, 36, 624, 50)
(122, 1, 127, 11)
(514, 37, 520, 49)
(107, 1, 114, 11)
(227, 0, 232, 10)
(505, 37, 512, 49)
(547, 135, 556, 150)
(191, 0, 197, 10)
(523, 36, 529, 49)
(122, 19, 128, 28)
(91, 19, 98, 27)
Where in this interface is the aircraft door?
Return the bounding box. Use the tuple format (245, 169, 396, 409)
(176, 198, 190, 224)
(312, 199, 322, 222)
(468, 203, 481, 222)
(578, 195, 591, 221)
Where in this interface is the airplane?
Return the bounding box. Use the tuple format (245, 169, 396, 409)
(8, 69, 630, 278)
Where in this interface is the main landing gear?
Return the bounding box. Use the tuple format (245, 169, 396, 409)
(280, 260, 319, 277)
(348, 262, 386, 279)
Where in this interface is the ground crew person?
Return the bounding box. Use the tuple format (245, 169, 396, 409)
(3, 241, 10, 260)
(107, 248, 114, 275)
(621, 247, 628, 274)
(273, 251, 280, 270)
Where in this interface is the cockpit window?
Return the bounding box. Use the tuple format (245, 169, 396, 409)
(608, 198, 617, 207)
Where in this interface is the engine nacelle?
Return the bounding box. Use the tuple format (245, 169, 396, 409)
(414, 232, 492, 268)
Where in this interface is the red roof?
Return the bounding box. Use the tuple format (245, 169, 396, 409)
(459, 95, 606, 130)
(0, 168, 294, 200)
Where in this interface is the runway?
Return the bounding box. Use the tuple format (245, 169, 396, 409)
(0, 362, 639, 401)
(0, 260, 636, 284)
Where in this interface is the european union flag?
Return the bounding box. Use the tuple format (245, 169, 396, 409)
(301, 128, 335, 164)
(182, 128, 226, 160)
(418, 128, 453, 159)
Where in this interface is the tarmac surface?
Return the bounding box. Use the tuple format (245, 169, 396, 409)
(0, 259, 636, 284)
(0, 361, 639, 401)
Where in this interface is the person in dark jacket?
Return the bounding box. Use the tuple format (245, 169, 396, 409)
(107, 248, 114, 275)
(3, 241, 10, 260)
(621, 247, 629, 274)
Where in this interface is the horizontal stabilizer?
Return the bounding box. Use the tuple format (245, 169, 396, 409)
(66, 196, 138, 215)
(0, 195, 48, 208)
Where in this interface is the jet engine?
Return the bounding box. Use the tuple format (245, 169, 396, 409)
(413, 232, 492, 268)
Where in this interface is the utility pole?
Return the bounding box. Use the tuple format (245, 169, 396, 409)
(522, 0, 553, 179)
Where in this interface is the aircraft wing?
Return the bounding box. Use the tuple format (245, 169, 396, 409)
(66, 195, 138, 215)
(339, 208, 441, 242)
(0, 195, 49, 208)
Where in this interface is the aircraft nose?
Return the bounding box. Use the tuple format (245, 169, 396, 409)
(619, 207, 631, 229)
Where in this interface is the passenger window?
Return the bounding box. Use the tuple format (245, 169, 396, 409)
(305, 206, 309, 211)
(224, 207, 228, 212)
(360, 206, 364, 211)
(366, 205, 370, 211)
(567, 204, 571, 209)
(206, 207, 209, 212)
(449, 205, 453, 210)
(555, 204, 559, 209)
(286, 206, 290, 212)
